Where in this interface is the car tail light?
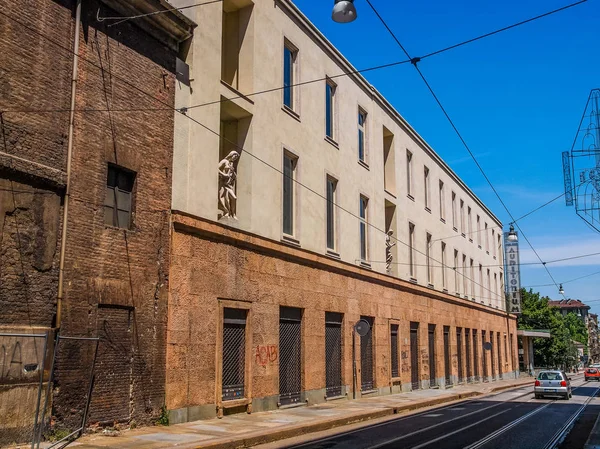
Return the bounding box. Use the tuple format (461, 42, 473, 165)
(535, 380, 540, 386)
(561, 380, 567, 387)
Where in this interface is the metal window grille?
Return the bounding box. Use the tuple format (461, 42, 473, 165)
(490, 332, 496, 379)
(465, 329, 472, 382)
(410, 322, 420, 390)
(360, 316, 374, 391)
(325, 312, 343, 398)
(457, 328, 464, 383)
(279, 307, 302, 405)
(428, 325, 436, 387)
(222, 309, 247, 401)
(497, 333, 503, 379)
(482, 331, 488, 381)
(391, 324, 399, 378)
(473, 330, 479, 381)
(444, 327, 451, 385)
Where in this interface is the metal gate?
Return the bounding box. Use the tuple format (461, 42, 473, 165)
(444, 327, 451, 386)
(482, 331, 488, 381)
(465, 329, 472, 382)
(279, 307, 302, 405)
(410, 322, 419, 390)
(473, 330, 479, 381)
(325, 312, 343, 398)
(390, 324, 399, 378)
(360, 316, 374, 391)
(428, 325, 436, 387)
(457, 328, 464, 383)
(223, 309, 246, 401)
(490, 332, 496, 379)
(497, 333, 502, 379)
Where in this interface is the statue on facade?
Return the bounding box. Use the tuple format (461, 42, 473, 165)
(385, 230, 396, 273)
(218, 150, 239, 219)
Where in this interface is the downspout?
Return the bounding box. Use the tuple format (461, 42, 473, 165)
(56, 0, 82, 329)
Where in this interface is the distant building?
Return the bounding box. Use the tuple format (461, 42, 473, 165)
(548, 299, 590, 324)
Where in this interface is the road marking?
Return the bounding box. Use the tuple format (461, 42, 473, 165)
(422, 414, 443, 417)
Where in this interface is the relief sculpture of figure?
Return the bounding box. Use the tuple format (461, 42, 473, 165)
(218, 150, 239, 219)
(386, 230, 396, 273)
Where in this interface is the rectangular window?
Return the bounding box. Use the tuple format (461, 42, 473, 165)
(476, 215, 481, 247)
(325, 312, 343, 397)
(221, 2, 253, 92)
(462, 254, 468, 297)
(498, 234, 502, 264)
(283, 152, 297, 236)
(460, 200, 465, 236)
(406, 150, 413, 196)
(283, 41, 298, 110)
(391, 324, 399, 378)
(358, 108, 367, 163)
(451, 192, 457, 230)
(494, 273, 498, 303)
(485, 222, 489, 252)
(454, 249, 459, 294)
(492, 229, 496, 258)
(468, 207, 472, 239)
(487, 269, 491, 303)
(439, 180, 445, 219)
(223, 308, 247, 401)
(441, 242, 447, 289)
(359, 195, 369, 261)
(326, 176, 337, 251)
(479, 264, 484, 301)
(424, 166, 430, 210)
(325, 79, 336, 139)
(104, 165, 135, 230)
(409, 223, 416, 278)
(470, 259, 475, 299)
(426, 233, 433, 285)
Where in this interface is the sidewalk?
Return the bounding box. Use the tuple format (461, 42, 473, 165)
(68, 377, 537, 449)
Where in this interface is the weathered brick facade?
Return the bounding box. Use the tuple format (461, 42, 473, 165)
(0, 0, 193, 439)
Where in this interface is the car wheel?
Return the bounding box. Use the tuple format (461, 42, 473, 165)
(534, 394, 541, 399)
(586, 378, 589, 381)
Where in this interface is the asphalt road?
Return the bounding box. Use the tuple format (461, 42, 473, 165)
(284, 377, 600, 449)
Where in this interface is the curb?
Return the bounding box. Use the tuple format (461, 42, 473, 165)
(196, 391, 482, 449)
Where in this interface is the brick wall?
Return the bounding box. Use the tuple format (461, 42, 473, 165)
(1, 0, 178, 433)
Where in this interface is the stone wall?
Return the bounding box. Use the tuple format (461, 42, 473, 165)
(167, 213, 518, 423)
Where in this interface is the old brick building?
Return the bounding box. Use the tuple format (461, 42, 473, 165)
(0, 0, 194, 440)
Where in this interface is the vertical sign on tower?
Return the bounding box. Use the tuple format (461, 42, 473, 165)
(504, 232, 521, 314)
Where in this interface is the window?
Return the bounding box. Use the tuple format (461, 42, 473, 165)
(441, 242, 447, 289)
(485, 222, 489, 252)
(406, 151, 413, 197)
(283, 41, 298, 110)
(462, 254, 468, 297)
(426, 233, 433, 285)
(498, 234, 502, 264)
(359, 195, 369, 261)
(325, 79, 336, 139)
(454, 249, 459, 294)
(470, 259, 475, 299)
(104, 165, 135, 229)
(409, 223, 416, 278)
(468, 207, 472, 239)
(487, 269, 491, 303)
(283, 152, 297, 236)
(424, 166, 430, 210)
(460, 200, 465, 236)
(494, 273, 498, 303)
(451, 192, 457, 230)
(477, 215, 481, 247)
(326, 176, 337, 251)
(383, 127, 395, 194)
(221, 1, 253, 92)
(492, 229, 496, 258)
(391, 324, 399, 378)
(358, 108, 367, 163)
(222, 308, 247, 401)
(479, 264, 484, 301)
(439, 180, 445, 220)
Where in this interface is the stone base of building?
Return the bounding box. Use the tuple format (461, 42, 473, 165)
(166, 213, 518, 425)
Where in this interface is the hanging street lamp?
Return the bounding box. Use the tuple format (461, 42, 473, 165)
(332, 0, 357, 23)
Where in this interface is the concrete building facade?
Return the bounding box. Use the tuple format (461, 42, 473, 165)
(167, 0, 517, 423)
(0, 0, 193, 440)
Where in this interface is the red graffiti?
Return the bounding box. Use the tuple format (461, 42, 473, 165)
(255, 345, 278, 366)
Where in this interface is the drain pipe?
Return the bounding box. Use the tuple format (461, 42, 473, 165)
(56, 0, 82, 329)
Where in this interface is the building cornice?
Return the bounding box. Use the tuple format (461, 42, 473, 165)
(276, 0, 502, 228)
(172, 211, 515, 320)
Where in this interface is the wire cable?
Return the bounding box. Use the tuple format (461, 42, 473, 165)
(364, 0, 571, 299)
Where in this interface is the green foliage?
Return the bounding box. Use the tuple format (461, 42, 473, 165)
(519, 289, 581, 369)
(156, 405, 169, 426)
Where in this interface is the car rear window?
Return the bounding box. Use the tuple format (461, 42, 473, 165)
(588, 369, 598, 373)
(538, 372, 562, 380)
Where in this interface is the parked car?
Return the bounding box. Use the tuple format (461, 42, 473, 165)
(585, 367, 600, 381)
(534, 370, 572, 400)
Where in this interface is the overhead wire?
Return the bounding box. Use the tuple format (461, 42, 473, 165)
(363, 0, 580, 299)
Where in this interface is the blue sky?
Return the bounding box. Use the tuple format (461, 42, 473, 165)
(292, 0, 600, 313)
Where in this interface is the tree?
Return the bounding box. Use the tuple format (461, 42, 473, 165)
(518, 289, 580, 369)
